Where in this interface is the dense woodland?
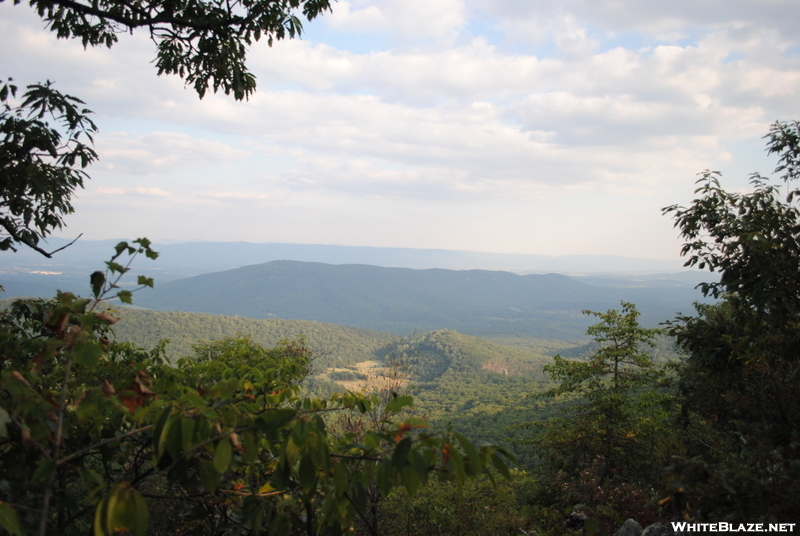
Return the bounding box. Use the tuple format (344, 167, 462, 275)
(130, 260, 703, 341)
(2, 0, 800, 532)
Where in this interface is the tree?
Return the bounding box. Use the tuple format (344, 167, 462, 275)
(530, 303, 676, 510)
(0, 79, 97, 257)
(662, 121, 800, 520)
(7, 0, 332, 100)
(2, 0, 334, 256)
(0, 243, 513, 536)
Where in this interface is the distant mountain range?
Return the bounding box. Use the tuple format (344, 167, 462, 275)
(1, 238, 689, 281)
(132, 260, 708, 339)
(0, 240, 712, 340)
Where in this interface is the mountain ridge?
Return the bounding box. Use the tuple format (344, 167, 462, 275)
(135, 260, 706, 339)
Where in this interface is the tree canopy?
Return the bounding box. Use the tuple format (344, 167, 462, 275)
(662, 120, 800, 520)
(7, 0, 332, 100)
(2, 0, 333, 255)
(529, 303, 675, 507)
(0, 80, 97, 257)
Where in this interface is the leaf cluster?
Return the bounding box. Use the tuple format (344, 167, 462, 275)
(661, 120, 800, 520)
(530, 303, 677, 507)
(12, 0, 332, 100)
(0, 79, 97, 257)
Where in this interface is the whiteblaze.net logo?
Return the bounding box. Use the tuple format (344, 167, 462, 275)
(672, 522, 796, 533)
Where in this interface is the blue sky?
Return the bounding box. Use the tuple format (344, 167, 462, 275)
(1, 0, 798, 260)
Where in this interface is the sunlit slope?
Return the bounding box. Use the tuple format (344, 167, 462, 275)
(136, 260, 702, 339)
(385, 329, 551, 382)
(109, 307, 395, 368)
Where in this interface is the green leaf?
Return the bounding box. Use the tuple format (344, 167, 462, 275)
(94, 484, 118, 536)
(94, 483, 148, 536)
(198, 459, 220, 491)
(213, 438, 232, 474)
(298, 454, 317, 493)
(79, 467, 104, 494)
(410, 449, 429, 485)
(113, 241, 129, 257)
(291, 419, 309, 447)
(454, 432, 481, 475)
(491, 453, 511, 480)
(401, 465, 421, 496)
(73, 339, 103, 368)
(106, 261, 126, 274)
(257, 409, 296, 430)
(242, 431, 258, 464)
(376, 458, 392, 496)
(131, 489, 150, 536)
(32, 459, 56, 483)
(391, 437, 412, 470)
(152, 406, 172, 462)
(180, 417, 195, 453)
(333, 463, 348, 497)
(90, 271, 105, 298)
(0, 407, 11, 439)
(117, 290, 133, 304)
(0, 502, 24, 536)
(166, 415, 183, 460)
(251, 503, 264, 536)
(384, 395, 413, 413)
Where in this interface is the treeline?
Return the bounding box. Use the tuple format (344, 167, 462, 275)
(108, 307, 395, 369)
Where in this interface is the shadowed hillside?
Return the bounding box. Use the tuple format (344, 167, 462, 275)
(135, 260, 705, 339)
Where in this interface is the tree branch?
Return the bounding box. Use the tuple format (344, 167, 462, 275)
(57, 424, 154, 466)
(43, 0, 249, 32)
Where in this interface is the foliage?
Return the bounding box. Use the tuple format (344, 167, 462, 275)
(664, 170, 800, 325)
(528, 303, 678, 509)
(9, 0, 332, 100)
(106, 307, 395, 368)
(374, 472, 536, 536)
(662, 122, 800, 520)
(0, 79, 97, 257)
(0, 242, 513, 536)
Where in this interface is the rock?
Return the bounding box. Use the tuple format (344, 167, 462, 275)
(614, 518, 643, 536)
(562, 510, 588, 529)
(641, 522, 675, 536)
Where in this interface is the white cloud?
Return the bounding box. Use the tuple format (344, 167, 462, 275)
(97, 132, 251, 175)
(1, 0, 798, 258)
(326, 0, 467, 43)
(196, 191, 276, 201)
(94, 187, 172, 197)
(471, 0, 800, 41)
(94, 187, 127, 195)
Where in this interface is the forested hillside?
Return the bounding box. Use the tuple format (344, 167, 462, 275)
(111, 308, 562, 465)
(108, 307, 395, 369)
(134, 260, 705, 339)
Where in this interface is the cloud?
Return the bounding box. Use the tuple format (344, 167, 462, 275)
(95, 187, 172, 197)
(2, 0, 798, 258)
(326, 0, 467, 43)
(97, 132, 251, 175)
(471, 0, 800, 42)
(196, 191, 276, 201)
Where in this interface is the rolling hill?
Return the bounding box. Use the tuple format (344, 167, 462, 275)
(135, 260, 706, 339)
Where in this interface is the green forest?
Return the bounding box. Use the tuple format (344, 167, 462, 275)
(2, 0, 800, 534)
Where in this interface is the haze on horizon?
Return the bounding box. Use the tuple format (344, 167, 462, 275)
(1, 0, 797, 261)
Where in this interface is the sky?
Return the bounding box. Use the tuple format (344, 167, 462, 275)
(1, 0, 798, 260)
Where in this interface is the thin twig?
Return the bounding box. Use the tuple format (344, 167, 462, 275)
(47, 233, 83, 256)
(57, 424, 154, 466)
